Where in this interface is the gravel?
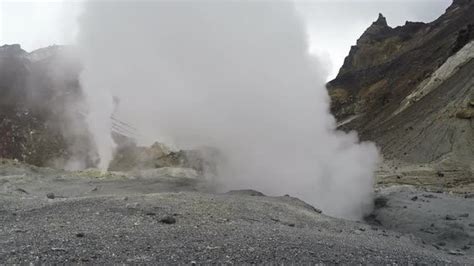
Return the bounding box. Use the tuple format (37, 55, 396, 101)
(0, 162, 472, 263)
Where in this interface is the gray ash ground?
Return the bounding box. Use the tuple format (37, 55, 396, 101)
(0, 160, 472, 264)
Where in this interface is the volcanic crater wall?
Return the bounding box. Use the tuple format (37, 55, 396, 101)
(327, 0, 474, 170)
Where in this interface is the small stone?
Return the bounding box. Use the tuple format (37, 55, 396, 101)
(469, 223, 474, 227)
(458, 213, 469, 218)
(145, 212, 156, 216)
(437, 242, 446, 246)
(46, 193, 55, 199)
(411, 196, 418, 201)
(122, 197, 128, 201)
(16, 188, 29, 194)
(126, 203, 139, 208)
(448, 250, 464, 256)
(226, 189, 265, 196)
(160, 216, 176, 224)
(456, 109, 474, 119)
(462, 245, 471, 250)
(436, 171, 444, 177)
(75, 232, 85, 238)
(445, 215, 457, 221)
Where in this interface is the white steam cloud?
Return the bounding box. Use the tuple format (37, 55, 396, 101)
(77, 0, 379, 219)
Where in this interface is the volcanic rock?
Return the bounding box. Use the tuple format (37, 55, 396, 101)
(327, 1, 474, 176)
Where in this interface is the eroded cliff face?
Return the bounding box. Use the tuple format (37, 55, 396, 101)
(327, 0, 474, 171)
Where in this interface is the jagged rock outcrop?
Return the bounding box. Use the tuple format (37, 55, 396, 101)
(327, 0, 474, 171)
(109, 140, 219, 176)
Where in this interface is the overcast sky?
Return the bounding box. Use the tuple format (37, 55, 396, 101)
(0, 0, 452, 79)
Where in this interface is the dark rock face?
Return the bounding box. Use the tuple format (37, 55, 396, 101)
(327, 1, 474, 169)
(0, 45, 94, 168)
(0, 45, 213, 172)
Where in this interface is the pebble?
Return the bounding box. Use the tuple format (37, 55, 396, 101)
(447, 250, 464, 256)
(16, 188, 28, 194)
(411, 196, 418, 201)
(126, 203, 139, 208)
(51, 247, 67, 252)
(445, 215, 456, 221)
(160, 216, 177, 224)
(46, 193, 55, 199)
(458, 213, 469, 218)
(76, 232, 85, 238)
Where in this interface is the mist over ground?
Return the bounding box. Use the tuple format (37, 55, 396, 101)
(77, 0, 379, 219)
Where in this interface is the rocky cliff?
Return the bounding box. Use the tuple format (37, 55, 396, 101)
(327, 0, 474, 173)
(0, 44, 94, 168)
(0, 45, 209, 172)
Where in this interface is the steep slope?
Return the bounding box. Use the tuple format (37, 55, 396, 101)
(327, 0, 474, 173)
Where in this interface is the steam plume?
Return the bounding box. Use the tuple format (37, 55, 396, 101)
(77, 0, 379, 219)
